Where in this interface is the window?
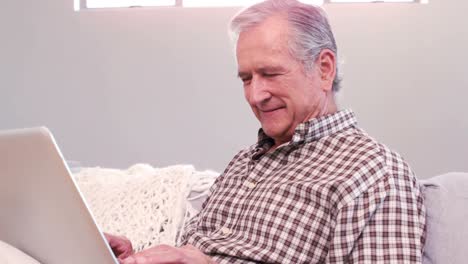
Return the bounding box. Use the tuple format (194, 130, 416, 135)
(76, 0, 427, 10)
(87, 0, 175, 8)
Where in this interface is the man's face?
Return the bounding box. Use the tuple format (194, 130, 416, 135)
(236, 15, 328, 145)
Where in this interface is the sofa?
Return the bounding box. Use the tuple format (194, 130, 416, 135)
(1, 166, 467, 264)
(420, 172, 468, 264)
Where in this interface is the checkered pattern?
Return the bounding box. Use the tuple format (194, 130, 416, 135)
(181, 109, 426, 263)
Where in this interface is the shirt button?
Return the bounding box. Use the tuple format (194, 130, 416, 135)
(244, 180, 256, 189)
(220, 227, 232, 236)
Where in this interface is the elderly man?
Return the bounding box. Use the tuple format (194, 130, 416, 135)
(111, 0, 426, 263)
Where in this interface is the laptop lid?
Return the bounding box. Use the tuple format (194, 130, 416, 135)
(0, 127, 118, 264)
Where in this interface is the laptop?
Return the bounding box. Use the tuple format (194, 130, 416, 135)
(0, 127, 118, 264)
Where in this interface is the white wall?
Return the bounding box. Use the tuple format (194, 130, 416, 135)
(1, 0, 467, 178)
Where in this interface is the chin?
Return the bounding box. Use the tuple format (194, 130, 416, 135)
(261, 124, 287, 140)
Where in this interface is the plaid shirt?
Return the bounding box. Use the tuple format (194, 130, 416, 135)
(181, 109, 426, 263)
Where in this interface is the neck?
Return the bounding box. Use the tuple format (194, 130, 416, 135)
(321, 92, 338, 116)
(269, 94, 338, 152)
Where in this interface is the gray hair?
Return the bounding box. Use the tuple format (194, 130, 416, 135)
(229, 0, 342, 93)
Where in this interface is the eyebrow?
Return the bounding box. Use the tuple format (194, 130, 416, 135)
(237, 71, 250, 79)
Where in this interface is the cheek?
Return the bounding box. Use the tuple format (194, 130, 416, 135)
(243, 87, 258, 113)
(280, 87, 310, 116)
(270, 80, 295, 104)
(243, 86, 251, 103)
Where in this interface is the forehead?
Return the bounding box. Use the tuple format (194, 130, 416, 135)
(236, 15, 292, 62)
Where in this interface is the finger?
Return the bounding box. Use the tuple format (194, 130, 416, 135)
(122, 249, 186, 264)
(120, 256, 136, 264)
(112, 242, 132, 255)
(137, 245, 176, 257)
(106, 234, 133, 258)
(117, 236, 133, 250)
(117, 245, 133, 259)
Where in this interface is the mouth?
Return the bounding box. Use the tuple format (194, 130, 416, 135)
(259, 107, 285, 120)
(261, 107, 285, 113)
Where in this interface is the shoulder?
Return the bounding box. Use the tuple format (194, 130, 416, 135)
(318, 127, 417, 208)
(326, 126, 414, 177)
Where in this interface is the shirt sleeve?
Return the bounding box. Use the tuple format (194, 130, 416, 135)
(178, 168, 225, 246)
(326, 169, 426, 263)
(178, 211, 200, 246)
(179, 148, 251, 247)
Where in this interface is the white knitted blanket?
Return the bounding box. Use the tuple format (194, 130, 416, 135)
(74, 164, 217, 252)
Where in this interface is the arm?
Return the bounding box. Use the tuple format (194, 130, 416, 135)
(327, 172, 426, 263)
(178, 212, 200, 246)
(120, 244, 215, 264)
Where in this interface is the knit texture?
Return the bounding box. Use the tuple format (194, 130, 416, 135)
(74, 164, 217, 252)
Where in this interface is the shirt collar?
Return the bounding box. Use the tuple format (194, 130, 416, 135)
(256, 109, 357, 150)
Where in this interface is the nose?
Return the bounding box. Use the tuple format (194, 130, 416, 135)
(249, 75, 271, 105)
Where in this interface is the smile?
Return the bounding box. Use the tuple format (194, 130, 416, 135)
(262, 107, 284, 113)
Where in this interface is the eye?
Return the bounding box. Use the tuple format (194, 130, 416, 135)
(241, 76, 252, 85)
(263, 73, 280, 78)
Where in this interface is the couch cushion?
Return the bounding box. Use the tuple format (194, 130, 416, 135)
(0, 240, 40, 264)
(421, 172, 468, 264)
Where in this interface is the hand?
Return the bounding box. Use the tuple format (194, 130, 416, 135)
(120, 244, 214, 264)
(104, 232, 134, 261)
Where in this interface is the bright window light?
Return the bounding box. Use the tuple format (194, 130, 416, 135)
(183, 0, 323, 7)
(80, 0, 426, 9)
(183, 0, 260, 7)
(330, 0, 414, 2)
(86, 0, 175, 8)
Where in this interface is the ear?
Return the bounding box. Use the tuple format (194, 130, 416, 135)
(316, 49, 336, 92)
